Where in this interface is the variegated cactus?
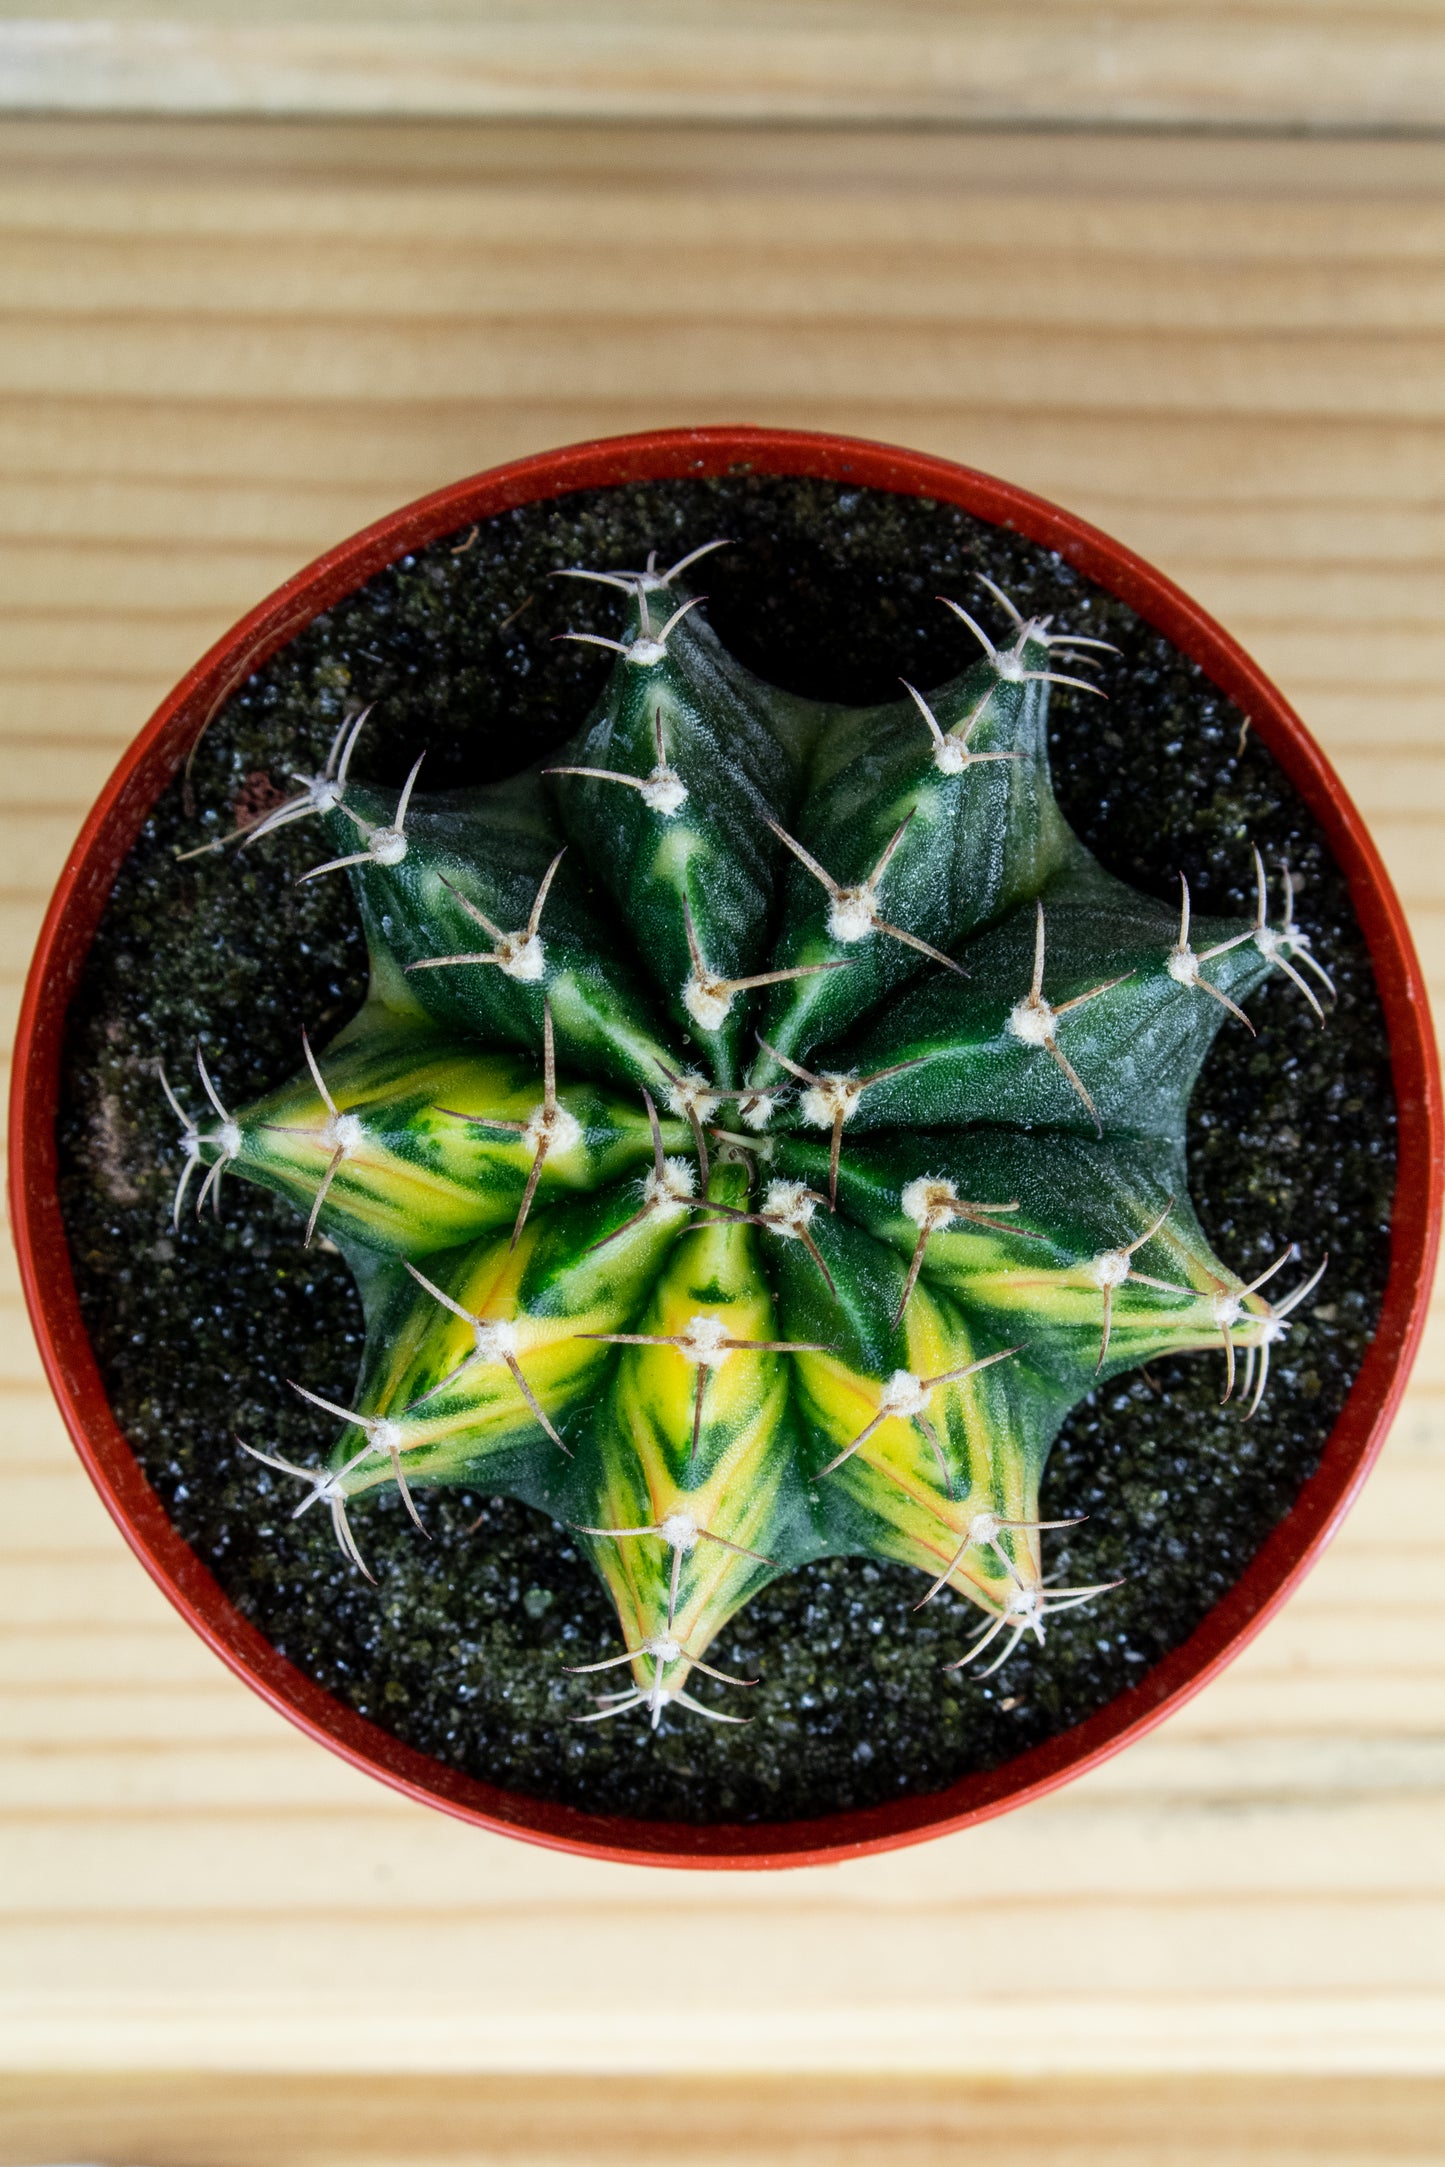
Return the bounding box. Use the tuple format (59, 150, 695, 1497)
(165, 544, 1330, 1732)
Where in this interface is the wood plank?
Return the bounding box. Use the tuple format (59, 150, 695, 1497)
(10, 230, 1445, 329)
(3, 2071, 1445, 2167)
(8, 317, 1445, 419)
(0, 119, 1442, 2083)
(2, 1914, 1444, 2075)
(5, 4, 1445, 132)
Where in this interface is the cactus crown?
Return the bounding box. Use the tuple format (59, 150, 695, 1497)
(168, 546, 1330, 1733)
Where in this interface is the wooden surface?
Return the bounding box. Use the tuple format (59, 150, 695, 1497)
(1, 120, 1444, 2100)
(7, 2072, 1445, 2167)
(7, 1, 1445, 131)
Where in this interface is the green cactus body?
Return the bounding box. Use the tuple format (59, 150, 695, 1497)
(171, 552, 1329, 1730)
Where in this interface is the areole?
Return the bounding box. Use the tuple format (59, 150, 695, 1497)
(9, 427, 1441, 1869)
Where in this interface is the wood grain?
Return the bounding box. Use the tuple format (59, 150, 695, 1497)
(0, 118, 1442, 2087)
(5, 1, 1445, 131)
(6, 2071, 1445, 2167)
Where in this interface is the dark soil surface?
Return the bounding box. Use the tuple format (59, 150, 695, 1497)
(56, 473, 1395, 1825)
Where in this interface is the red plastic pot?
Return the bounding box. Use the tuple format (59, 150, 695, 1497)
(10, 427, 1441, 1869)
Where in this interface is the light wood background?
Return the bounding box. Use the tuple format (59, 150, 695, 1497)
(6, 2070, 1445, 2167)
(2, 113, 1445, 2160)
(7, 0, 1445, 130)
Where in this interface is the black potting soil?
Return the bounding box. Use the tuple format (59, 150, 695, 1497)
(55, 473, 1395, 1825)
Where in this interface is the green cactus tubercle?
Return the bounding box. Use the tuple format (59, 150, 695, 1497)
(167, 545, 1331, 1732)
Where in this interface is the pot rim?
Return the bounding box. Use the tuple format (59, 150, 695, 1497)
(10, 425, 1440, 1870)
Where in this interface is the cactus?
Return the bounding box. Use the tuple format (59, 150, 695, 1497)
(165, 546, 1330, 1733)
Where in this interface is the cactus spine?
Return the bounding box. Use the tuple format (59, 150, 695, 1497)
(166, 546, 1329, 1731)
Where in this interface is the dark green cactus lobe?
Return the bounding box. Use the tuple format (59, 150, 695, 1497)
(170, 552, 1330, 1732)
